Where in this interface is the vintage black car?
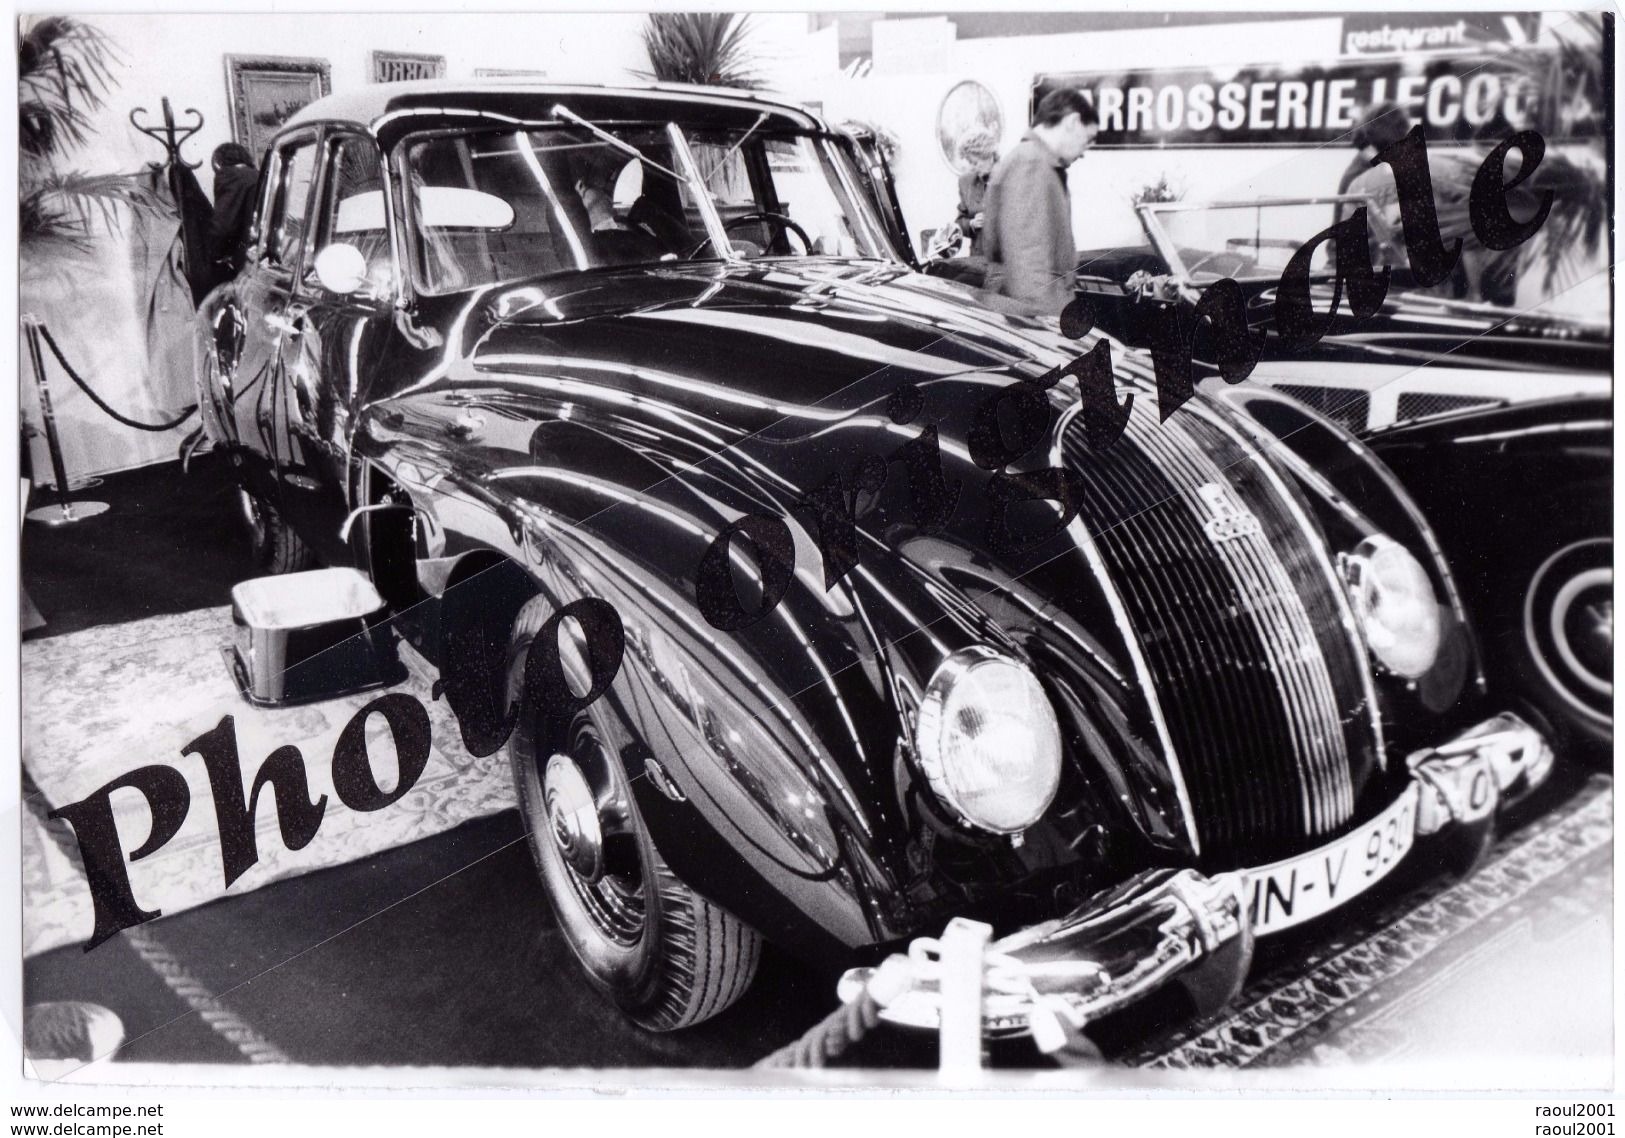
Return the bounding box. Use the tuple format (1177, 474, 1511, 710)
(923, 195, 1610, 433)
(1366, 396, 1612, 763)
(195, 81, 1556, 1039)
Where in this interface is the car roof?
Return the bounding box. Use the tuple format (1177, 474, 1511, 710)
(282, 79, 825, 150)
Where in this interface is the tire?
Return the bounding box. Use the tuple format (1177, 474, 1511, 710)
(239, 487, 316, 575)
(505, 596, 760, 1030)
(1509, 535, 1612, 763)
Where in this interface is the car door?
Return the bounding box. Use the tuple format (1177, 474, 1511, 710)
(228, 129, 322, 511)
(271, 128, 401, 566)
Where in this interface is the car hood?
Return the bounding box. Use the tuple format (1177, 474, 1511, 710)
(457, 258, 1099, 409)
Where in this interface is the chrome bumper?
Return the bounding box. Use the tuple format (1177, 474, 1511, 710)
(1406, 710, 1555, 835)
(841, 711, 1554, 1043)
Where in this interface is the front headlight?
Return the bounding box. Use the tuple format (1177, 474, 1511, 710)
(914, 646, 1063, 833)
(1344, 535, 1442, 679)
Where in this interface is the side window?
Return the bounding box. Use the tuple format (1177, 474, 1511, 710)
(265, 139, 319, 271)
(315, 133, 391, 291)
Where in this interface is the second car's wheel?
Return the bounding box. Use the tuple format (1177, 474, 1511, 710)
(1515, 536, 1612, 761)
(506, 596, 761, 1030)
(239, 488, 315, 575)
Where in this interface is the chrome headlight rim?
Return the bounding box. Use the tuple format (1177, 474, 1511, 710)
(1342, 534, 1443, 680)
(914, 645, 1064, 835)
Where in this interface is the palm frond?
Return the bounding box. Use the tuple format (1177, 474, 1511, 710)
(636, 13, 763, 90)
(21, 171, 161, 253)
(1523, 153, 1609, 289)
(17, 17, 155, 261)
(1442, 18, 1609, 291)
(19, 16, 124, 157)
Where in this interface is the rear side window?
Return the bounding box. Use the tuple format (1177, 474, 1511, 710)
(265, 138, 319, 271)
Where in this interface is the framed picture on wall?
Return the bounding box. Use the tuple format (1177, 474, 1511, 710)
(372, 51, 445, 82)
(224, 55, 332, 161)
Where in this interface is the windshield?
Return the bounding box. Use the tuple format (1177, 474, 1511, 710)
(685, 127, 885, 260)
(1140, 196, 1406, 285)
(402, 120, 889, 293)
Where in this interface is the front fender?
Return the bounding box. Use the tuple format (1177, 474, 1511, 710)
(364, 394, 925, 957)
(1214, 383, 1486, 741)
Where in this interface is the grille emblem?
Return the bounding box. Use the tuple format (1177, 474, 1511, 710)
(1197, 482, 1262, 544)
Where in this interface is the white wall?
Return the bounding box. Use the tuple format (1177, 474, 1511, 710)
(815, 16, 1350, 253)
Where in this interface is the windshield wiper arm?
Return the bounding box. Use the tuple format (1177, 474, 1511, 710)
(701, 112, 768, 183)
(550, 103, 693, 188)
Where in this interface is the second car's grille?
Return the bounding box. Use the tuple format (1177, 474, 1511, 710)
(1271, 384, 1370, 432)
(1059, 403, 1380, 865)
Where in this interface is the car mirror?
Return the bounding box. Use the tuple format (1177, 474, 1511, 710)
(313, 243, 371, 296)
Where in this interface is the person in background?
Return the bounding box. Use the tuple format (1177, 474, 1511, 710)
(207, 142, 259, 288)
(953, 129, 999, 255)
(1341, 102, 1519, 304)
(1338, 101, 1414, 268)
(980, 87, 1099, 316)
(1442, 114, 1525, 305)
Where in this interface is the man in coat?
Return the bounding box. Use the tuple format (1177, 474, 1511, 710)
(981, 88, 1099, 316)
(207, 142, 260, 289)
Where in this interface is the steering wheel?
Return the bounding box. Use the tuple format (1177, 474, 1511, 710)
(685, 210, 814, 259)
(1182, 251, 1229, 279)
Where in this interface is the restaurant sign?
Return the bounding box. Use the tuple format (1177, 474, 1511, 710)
(1034, 52, 1571, 149)
(1339, 12, 1544, 56)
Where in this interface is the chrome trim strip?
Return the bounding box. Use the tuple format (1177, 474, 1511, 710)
(1184, 399, 1389, 769)
(1050, 400, 1203, 856)
(1145, 414, 1355, 833)
(665, 120, 734, 261)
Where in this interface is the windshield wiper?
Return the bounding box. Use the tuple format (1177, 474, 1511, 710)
(549, 102, 736, 262)
(700, 111, 768, 183)
(550, 103, 693, 188)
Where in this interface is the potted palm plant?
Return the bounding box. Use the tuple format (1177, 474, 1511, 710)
(637, 13, 763, 90)
(1426, 15, 1609, 298)
(19, 16, 154, 276)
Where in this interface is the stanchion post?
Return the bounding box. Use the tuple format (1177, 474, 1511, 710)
(938, 916, 992, 1077)
(23, 314, 110, 526)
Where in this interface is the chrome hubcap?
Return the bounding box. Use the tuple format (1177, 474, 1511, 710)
(545, 753, 604, 884)
(238, 489, 261, 534)
(1526, 539, 1613, 725)
(522, 715, 646, 947)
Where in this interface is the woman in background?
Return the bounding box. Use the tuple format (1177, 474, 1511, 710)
(954, 129, 1000, 255)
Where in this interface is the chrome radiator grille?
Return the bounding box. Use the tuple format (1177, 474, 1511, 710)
(1059, 405, 1380, 864)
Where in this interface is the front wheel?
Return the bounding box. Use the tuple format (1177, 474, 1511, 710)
(1514, 536, 1612, 763)
(506, 597, 760, 1030)
(239, 487, 315, 575)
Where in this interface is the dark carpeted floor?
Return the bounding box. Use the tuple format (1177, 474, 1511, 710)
(23, 453, 255, 640)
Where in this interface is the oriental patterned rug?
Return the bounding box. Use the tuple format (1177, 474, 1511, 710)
(21, 606, 519, 958)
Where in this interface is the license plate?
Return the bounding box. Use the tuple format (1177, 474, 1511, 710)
(1245, 783, 1419, 936)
